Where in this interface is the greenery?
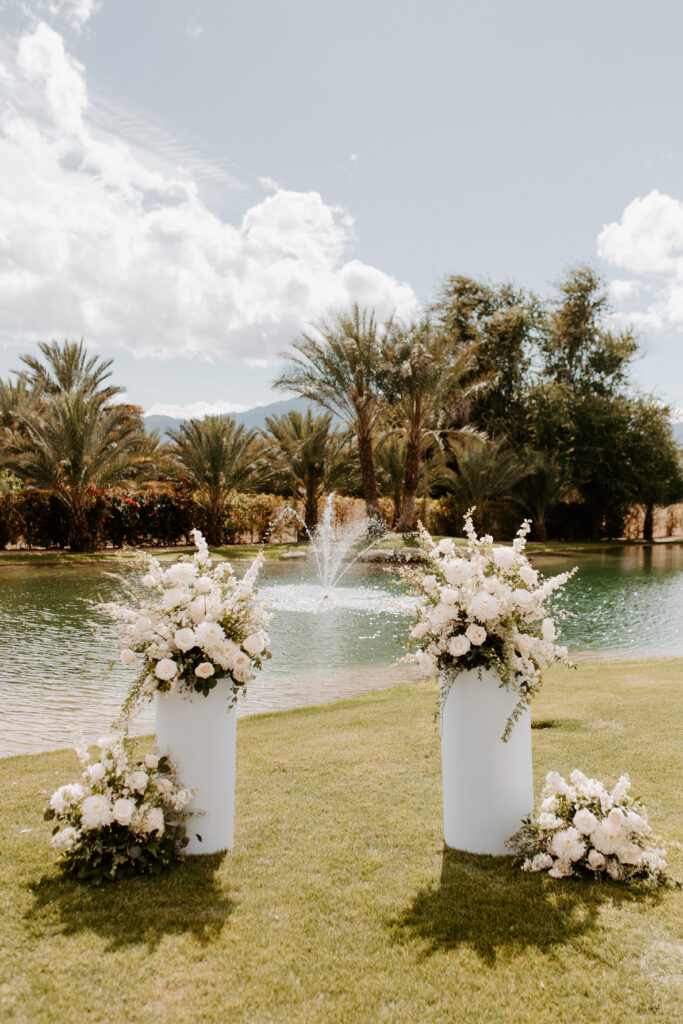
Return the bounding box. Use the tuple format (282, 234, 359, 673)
(2, 659, 680, 1023)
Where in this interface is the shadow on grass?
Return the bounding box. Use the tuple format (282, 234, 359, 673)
(391, 848, 661, 965)
(26, 853, 234, 951)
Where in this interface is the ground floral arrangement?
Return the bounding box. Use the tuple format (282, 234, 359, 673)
(103, 528, 272, 723)
(405, 509, 576, 737)
(509, 768, 668, 883)
(45, 733, 193, 884)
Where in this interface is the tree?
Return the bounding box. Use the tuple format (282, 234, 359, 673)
(168, 416, 260, 545)
(511, 450, 573, 542)
(262, 409, 353, 533)
(446, 439, 531, 533)
(375, 435, 405, 527)
(622, 399, 683, 540)
(381, 318, 490, 532)
(431, 276, 541, 442)
(274, 304, 388, 519)
(19, 339, 123, 403)
(0, 393, 149, 551)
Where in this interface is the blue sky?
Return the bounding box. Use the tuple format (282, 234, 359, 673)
(0, 0, 682, 418)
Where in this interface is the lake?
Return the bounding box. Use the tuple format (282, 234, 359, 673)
(1, 544, 681, 756)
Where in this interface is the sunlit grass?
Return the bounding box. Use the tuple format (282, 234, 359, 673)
(1, 659, 681, 1022)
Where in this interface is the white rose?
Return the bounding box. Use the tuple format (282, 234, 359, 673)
(112, 797, 136, 826)
(173, 628, 197, 652)
(465, 624, 486, 646)
(232, 651, 252, 682)
(155, 777, 174, 797)
(608, 807, 625, 826)
(587, 849, 606, 870)
(128, 770, 149, 794)
(120, 648, 137, 666)
(195, 662, 215, 679)
(194, 576, 212, 594)
(541, 618, 556, 643)
(439, 587, 459, 606)
(51, 826, 80, 851)
(87, 763, 106, 784)
(590, 821, 624, 856)
(573, 808, 598, 835)
(492, 546, 518, 570)
(467, 593, 500, 623)
(144, 754, 159, 770)
(437, 538, 456, 556)
(155, 658, 177, 681)
(415, 650, 435, 674)
(80, 794, 114, 830)
(443, 559, 472, 586)
(142, 807, 165, 835)
(188, 597, 208, 624)
(50, 783, 85, 814)
(243, 632, 266, 657)
(447, 635, 471, 657)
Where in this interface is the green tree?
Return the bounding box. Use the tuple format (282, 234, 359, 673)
(381, 318, 489, 532)
(511, 450, 573, 542)
(168, 416, 260, 545)
(275, 304, 389, 519)
(446, 439, 531, 534)
(19, 339, 124, 403)
(262, 409, 353, 533)
(623, 399, 683, 540)
(0, 393, 149, 551)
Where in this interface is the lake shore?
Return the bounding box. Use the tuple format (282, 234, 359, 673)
(3, 658, 681, 1023)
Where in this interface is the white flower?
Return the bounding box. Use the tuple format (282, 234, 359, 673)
(128, 771, 149, 794)
(142, 573, 158, 588)
(415, 650, 435, 674)
(86, 763, 106, 784)
(131, 614, 154, 641)
(173, 628, 197, 652)
(422, 574, 438, 594)
(161, 586, 191, 611)
(443, 559, 472, 586)
(80, 794, 114, 830)
(155, 777, 174, 797)
(641, 848, 667, 874)
(188, 596, 208, 624)
(232, 651, 252, 682)
(605, 858, 624, 881)
(144, 754, 159, 771)
(519, 564, 538, 587)
(154, 658, 177, 681)
(120, 648, 137, 666)
(195, 621, 225, 649)
(195, 662, 215, 679)
(511, 588, 534, 610)
(610, 775, 631, 803)
(545, 770, 569, 796)
(411, 621, 430, 640)
(538, 813, 563, 830)
(243, 632, 266, 657)
(587, 849, 606, 870)
(437, 538, 456, 556)
(467, 592, 500, 622)
(97, 734, 118, 751)
(530, 852, 553, 871)
(573, 808, 598, 835)
(548, 859, 573, 878)
(465, 624, 486, 646)
(550, 827, 586, 862)
(448, 635, 471, 657)
(608, 807, 625, 827)
(619, 843, 644, 866)
(165, 563, 198, 586)
(541, 618, 556, 643)
(625, 810, 648, 834)
(492, 546, 518, 570)
(112, 798, 136, 826)
(540, 796, 558, 813)
(194, 576, 212, 594)
(50, 783, 85, 814)
(440, 586, 459, 605)
(590, 821, 625, 856)
(141, 807, 165, 835)
(51, 826, 79, 852)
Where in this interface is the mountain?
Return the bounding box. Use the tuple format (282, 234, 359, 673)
(144, 396, 322, 437)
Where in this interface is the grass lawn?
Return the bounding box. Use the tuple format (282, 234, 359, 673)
(2, 659, 682, 1023)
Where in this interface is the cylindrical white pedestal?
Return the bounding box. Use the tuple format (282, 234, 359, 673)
(440, 668, 533, 855)
(155, 684, 236, 855)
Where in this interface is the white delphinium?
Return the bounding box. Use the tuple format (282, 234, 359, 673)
(510, 768, 667, 884)
(406, 508, 575, 739)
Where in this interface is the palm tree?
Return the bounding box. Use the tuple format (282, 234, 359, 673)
(447, 439, 531, 533)
(274, 304, 389, 519)
(511, 449, 573, 542)
(1, 393, 150, 551)
(375, 435, 405, 526)
(262, 409, 353, 533)
(381, 319, 491, 532)
(19, 339, 123, 403)
(168, 416, 260, 545)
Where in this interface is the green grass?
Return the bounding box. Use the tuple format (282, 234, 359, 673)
(2, 659, 682, 1023)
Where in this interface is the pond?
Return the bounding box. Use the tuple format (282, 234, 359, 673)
(1, 544, 682, 756)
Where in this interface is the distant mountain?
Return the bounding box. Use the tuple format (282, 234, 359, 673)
(144, 396, 324, 437)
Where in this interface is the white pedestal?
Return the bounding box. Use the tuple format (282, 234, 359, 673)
(155, 684, 236, 855)
(440, 668, 533, 855)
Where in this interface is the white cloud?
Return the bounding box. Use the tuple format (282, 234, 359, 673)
(144, 400, 248, 419)
(0, 24, 419, 364)
(41, 0, 102, 30)
(598, 190, 683, 330)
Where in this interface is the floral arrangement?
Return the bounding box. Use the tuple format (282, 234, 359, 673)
(509, 768, 668, 883)
(405, 510, 575, 738)
(104, 529, 271, 720)
(45, 734, 193, 884)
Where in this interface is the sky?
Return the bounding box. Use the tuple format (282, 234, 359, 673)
(0, 0, 682, 418)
